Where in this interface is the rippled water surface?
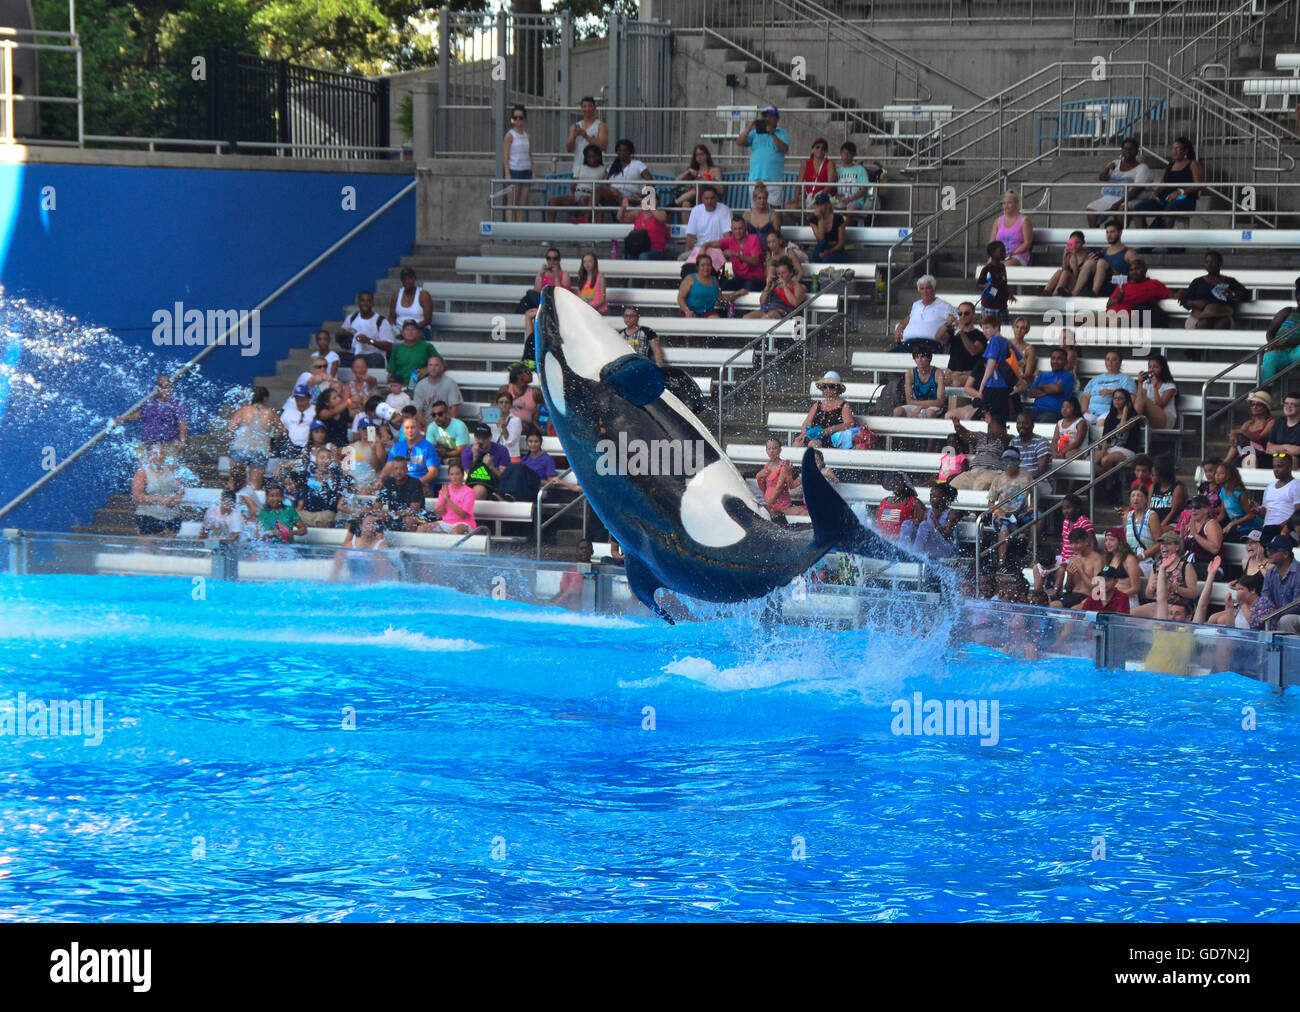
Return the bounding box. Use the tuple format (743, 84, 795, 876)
(1, 574, 1297, 922)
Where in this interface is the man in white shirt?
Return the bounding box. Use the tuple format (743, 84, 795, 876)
(335, 290, 395, 369)
(680, 185, 731, 263)
(891, 275, 956, 352)
(1262, 452, 1300, 541)
(281, 385, 316, 448)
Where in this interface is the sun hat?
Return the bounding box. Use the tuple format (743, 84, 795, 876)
(1248, 389, 1273, 408)
(817, 371, 844, 391)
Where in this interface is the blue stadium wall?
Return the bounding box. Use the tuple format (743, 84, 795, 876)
(0, 160, 416, 533)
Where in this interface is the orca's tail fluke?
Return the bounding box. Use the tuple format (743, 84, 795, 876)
(800, 448, 907, 561)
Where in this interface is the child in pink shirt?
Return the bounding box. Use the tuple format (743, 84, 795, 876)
(426, 462, 476, 534)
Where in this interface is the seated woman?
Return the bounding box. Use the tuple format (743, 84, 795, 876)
(746, 257, 806, 319)
(677, 253, 722, 319)
(1102, 527, 1146, 610)
(755, 437, 799, 518)
(1130, 531, 1199, 618)
(1092, 389, 1142, 500)
(795, 372, 854, 448)
(1042, 231, 1090, 296)
(673, 144, 721, 210)
(762, 230, 808, 283)
(617, 195, 669, 261)
(521, 249, 571, 361)
(418, 462, 477, 534)
(1215, 461, 1262, 541)
(1133, 354, 1177, 431)
(331, 511, 391, 584)
(899, 483, 962, 558)
(1128, 137, 1203, 229)
(1052, 395, 1088, 459)
(546, 143, 608, 223)
(1225, 390, 1275, 469)
(893, 346, 946, 419)
(575, 251, 608, 315)
(742, 181, 783, 242)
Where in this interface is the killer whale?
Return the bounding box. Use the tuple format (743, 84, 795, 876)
(536, 285, 905, 622)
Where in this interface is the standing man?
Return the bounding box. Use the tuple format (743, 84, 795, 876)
(737, 105, 790, 208)
(566, 96, 608, 177)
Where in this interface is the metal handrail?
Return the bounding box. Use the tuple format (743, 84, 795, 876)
(452, 525, 492, 549)
(884, 168, 1005, 329)
(1199, 325, 1300, 463)
(0, 178, 417, 524)
(535, 468, 588, 559)
(971, 413, 1145, 585)
(1167, 0, 1277, 78)
(714, 270, 857, 439)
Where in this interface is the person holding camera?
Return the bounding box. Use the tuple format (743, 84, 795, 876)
(737, 105, 790, 208)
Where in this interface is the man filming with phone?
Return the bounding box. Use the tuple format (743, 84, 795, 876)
(737, 105, 790, 208)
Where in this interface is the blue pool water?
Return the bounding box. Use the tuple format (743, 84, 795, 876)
(1, 574, 1298, 922)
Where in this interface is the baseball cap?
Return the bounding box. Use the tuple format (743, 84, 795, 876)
(1246, 529, 1263, 543)
(1099, 566, 1122, 579)
(293, 383, 310, 397)
(1158, 530, 1181, 545)
(813, 192, 831, 205)
(310, 420, 326, 430)
(1267, 536, 1296, 553)
(763, 105, 780, 116)
(356, 419, 373, 430)
(472, 424, 492, 438)
(1106, 526, 1124, 539)
(1001, 448, 1020, 461)
(1187, 494, 1212, 510)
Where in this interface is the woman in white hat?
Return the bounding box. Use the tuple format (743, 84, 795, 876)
(795, 371, 855, 448)
(1225, 390, 1275, 469)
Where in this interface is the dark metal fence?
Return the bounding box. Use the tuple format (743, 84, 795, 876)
(206, 48, 392, 157)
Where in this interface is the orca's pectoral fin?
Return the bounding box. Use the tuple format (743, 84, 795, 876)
(602, 354, 666, 407)
(800, 447, 904, 561)
(624, 553, 675, 624)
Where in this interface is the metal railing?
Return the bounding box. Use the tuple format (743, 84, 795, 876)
(1018, 178, 1300, 231)
(714, 270, 857, 439)
(0, 23, 83, 145)
(971, 412, 1146, 585)
(884, 168, 1009, 330)
(906, 60, 1295, 186)
(535, 470, 588, 559)
(0, 178, 417, 524)
(487, 172, 925, 227)
(696, 0, 984, 105)
(1199, 330, 1300, 465)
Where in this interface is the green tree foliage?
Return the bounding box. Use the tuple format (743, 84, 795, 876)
(32, 0, 638, 140)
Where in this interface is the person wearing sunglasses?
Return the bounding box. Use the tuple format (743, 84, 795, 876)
(502, 104, 533, 223)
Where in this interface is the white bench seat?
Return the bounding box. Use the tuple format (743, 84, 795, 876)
(429, 312, 803, 340)
(726, 443, 1094, 480)
(446, 369, 710, 395)
(479, 221, 913, 244)
(435, 340, 754, 371)
(1028, 227, 1300, 249)
(455, 255, 878, 283)
(424, 281, 841, 313)
(1003, 265, 1297, 296)
(850, 350, 1259, 385)
(940, 292, 1288, 321)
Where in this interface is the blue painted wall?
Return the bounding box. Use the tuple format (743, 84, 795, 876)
(0, 161, 416, 532)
